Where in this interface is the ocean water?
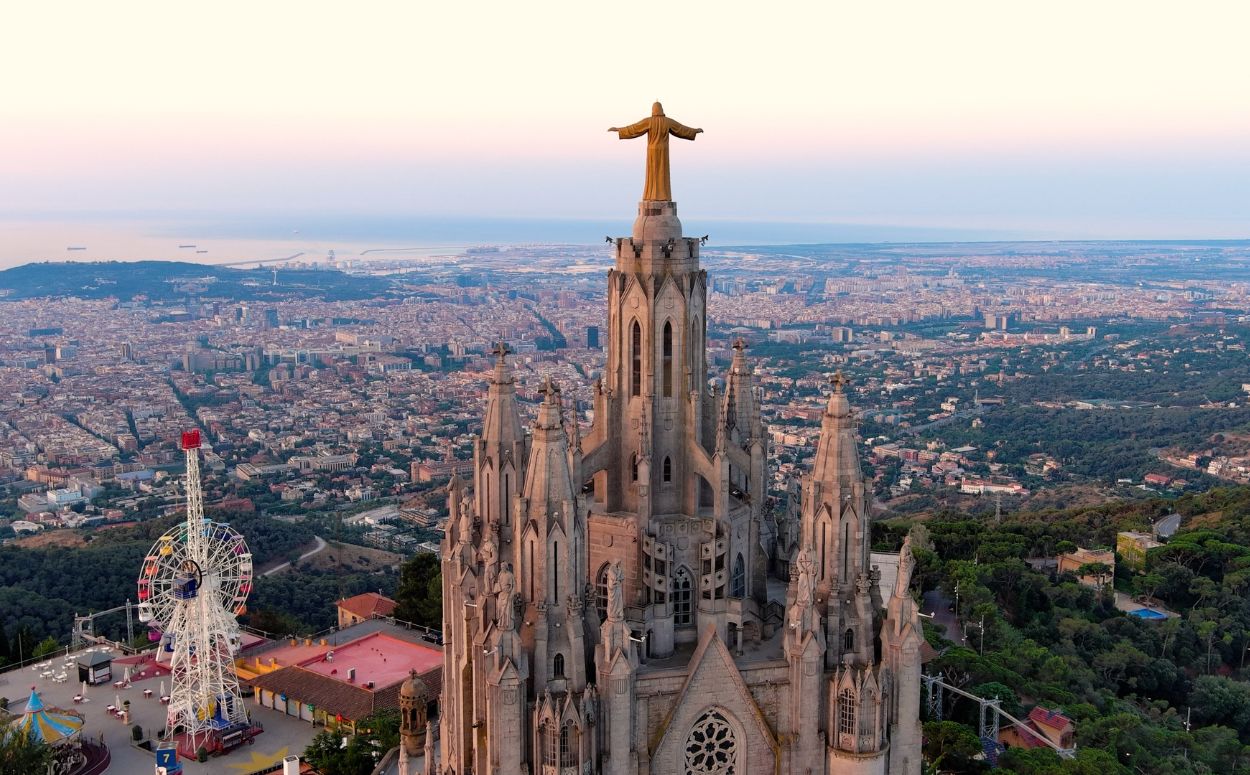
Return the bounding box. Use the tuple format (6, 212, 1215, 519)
(0, 213, 1015, 270)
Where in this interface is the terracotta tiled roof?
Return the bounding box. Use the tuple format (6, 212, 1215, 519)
(337, 592, 397, 620)
(1027, 706, 1072, 731)
(249, 664, 442, 722)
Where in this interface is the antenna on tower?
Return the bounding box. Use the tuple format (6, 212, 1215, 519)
(271, 268, 278, 286)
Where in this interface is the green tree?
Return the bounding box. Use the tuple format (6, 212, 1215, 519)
(922, 720, 981, 771)
(31, 636, 60, 659)
(0, 729, 54, 774)
(1191, 675, 1250, 740)
(393, 552, 442, 629)
(303, 711, 399, 775)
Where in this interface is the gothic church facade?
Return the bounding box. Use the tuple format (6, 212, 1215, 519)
(439, 177, 924, 775)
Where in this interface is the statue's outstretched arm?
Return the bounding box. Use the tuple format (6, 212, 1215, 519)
(611, 119, 651, 139)
(667, 120, 703, 141)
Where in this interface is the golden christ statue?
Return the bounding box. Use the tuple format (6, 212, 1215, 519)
(609, 101, 702, 202)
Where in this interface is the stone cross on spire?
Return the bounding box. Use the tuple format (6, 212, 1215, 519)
(538, 374, 560, 401)
(732, 337, 748, 353)
(830, 370, 847, 393)
(491, 341, 511, 363)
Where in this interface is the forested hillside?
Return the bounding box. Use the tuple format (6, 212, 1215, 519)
(0, 510, 313, 661)
(882, 486, 1250, 772)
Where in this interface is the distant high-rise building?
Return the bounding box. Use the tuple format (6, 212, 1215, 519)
(830, 326, 854, 343)
(984, 312, 1010, 330)
(119, 342, 133, 361)
(586, 325, 600, 349)
(263, 308, 280, 329)
(43, 344, 57, 365)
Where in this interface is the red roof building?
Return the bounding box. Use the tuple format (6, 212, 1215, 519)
(1000, 706, 1074, 751)
(337, 592, 398, 628)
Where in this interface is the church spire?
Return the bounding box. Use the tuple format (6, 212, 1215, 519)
(475, 340, 526, 557)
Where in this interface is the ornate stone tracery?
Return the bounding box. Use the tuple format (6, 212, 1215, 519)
(684, 709, 738, 775)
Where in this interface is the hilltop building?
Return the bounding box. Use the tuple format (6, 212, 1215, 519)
(438, 106, 925, 775)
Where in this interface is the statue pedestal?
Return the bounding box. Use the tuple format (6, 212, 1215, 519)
(632, 199, 682, 242)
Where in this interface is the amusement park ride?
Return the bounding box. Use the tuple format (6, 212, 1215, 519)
(137, 430, 259, 757)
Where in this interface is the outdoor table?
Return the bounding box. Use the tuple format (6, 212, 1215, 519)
(160, 696, 170, 704)
(106, 704, 116, 713)
(73, 696, 82, 704)
(143, 689, 153, 698)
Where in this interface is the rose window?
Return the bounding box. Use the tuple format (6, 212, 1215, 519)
(684, 710, 737, 774)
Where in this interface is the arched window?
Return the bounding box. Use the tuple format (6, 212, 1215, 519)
(631, 320, 642, 397)
(540, 722, 556, 766)
(674, 567, 693, 626)
(552, 540, 559, 602)
(663, 456, 672, 483)
(526, 540, 535, 601)
(483, 471, 491, 520)
(560, 722, 578, 768)
(631, 453, 639, 482)
(843, 628, 854, 653)
(843, 522, 851, 582)
(860, 690, 876, 737)
(553, 652, 565, 679)
(684, 709, 737, 774)
(690, 316, 701, 376)
(503, 472, 510, 522)
(730, 554, 745, 598)
(838, 688, 856, 737)
(662, 321, 673, 397)
(818, 520, 828, 580)
(595, 563, 610, 621)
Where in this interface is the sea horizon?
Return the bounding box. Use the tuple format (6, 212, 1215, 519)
(2, 212, 1248, 271)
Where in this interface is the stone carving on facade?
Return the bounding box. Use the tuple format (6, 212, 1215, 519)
(894, 535, 914, 597)
(606, 561, 625, 623)
(496, 562, 517, 632)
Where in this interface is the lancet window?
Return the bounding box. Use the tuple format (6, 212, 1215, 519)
(631, 320, 642, 396)
(674, 567, 693, 626)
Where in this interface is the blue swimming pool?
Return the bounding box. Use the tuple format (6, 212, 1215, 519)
(1129, 608, 1168, 620)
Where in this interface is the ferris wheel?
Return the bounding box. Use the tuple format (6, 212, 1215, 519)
(137, 518, 253, 636)
(136, 430, 254, 751)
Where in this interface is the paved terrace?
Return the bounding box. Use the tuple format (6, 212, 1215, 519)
(0, 645, 319, 774)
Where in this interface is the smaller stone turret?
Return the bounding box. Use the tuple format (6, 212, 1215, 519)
(400, 669, 430, 755)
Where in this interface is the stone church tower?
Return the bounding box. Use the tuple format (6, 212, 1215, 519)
(439, 106, 924, 775)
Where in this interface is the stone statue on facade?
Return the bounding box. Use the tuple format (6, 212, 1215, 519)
(894, 535, 914, 598)
(496, 562, 517, 632)
(607, 561, 625, 623)
(479, 520, 499, 590)
(457, 492, 474, 546)
(791, 545, 816, 629)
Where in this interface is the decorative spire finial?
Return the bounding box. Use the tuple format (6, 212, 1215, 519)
(830, 370, 847, 393)
(491, 341, 511, 364)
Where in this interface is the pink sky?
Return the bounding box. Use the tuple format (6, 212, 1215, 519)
(2, 1, 1248, 238)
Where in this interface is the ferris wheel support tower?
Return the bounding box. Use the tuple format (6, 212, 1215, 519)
(138, 430, 254, 753)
